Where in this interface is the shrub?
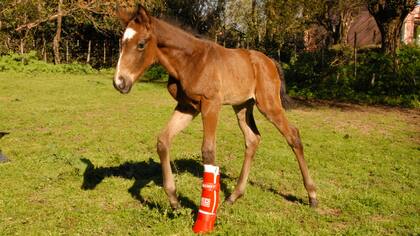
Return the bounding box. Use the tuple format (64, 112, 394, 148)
(0, 51, 96, 74)
(284, 45, 419, 107)
(141, 64, 168, 82)
(0, 51, 170, 83)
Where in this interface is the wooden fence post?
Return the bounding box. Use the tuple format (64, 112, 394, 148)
(87, 40, 91, 64)
(20, 38, 24, 55)
(353, 32, 357, 79)
(66, 40, 69, 63)
(103, 41, 107, 65)
(6, 37, 11, 50)
(42, 35, 47, 62)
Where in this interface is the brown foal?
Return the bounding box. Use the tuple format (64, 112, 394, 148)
(113, 6, 318, 210)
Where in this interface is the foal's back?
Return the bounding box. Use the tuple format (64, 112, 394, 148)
(204, 42, 281, 106)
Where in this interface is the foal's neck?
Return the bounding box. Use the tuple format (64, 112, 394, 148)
(152, 18, 206, 78)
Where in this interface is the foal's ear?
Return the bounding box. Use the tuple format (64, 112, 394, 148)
(116, 5, 133, 27)
(135, 4, 151, 28)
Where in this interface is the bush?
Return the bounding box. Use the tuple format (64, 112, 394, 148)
(0, 51, 96, 74)
(285, 46, 419, 107)
(141, 64, 168, 82)
(0, 52, 170, 82)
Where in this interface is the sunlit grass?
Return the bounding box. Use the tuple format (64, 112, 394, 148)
(0, 72, 418, 235)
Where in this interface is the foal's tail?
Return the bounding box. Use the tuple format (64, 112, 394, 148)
(273, 60, 293, 110)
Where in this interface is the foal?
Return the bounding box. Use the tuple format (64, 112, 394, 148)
(113, 6, 317, 233)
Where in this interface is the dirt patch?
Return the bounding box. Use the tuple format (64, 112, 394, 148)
(293, 98, 420, 141)
(293, 97, 419, 116)
(317, 207, 343, 217)
(370, 215, 393, 223)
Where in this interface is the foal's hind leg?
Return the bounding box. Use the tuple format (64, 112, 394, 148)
(157, 104, 198, 209)
(256, 98, 318, 207)
(227, 101, 261, 204)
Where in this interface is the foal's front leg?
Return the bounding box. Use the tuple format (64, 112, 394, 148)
(200, 99, 221, 165)
(192, 99, 221, 234)
(157, 105, 197, 209)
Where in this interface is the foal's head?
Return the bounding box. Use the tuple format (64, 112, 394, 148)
(113, 5, 157, 94)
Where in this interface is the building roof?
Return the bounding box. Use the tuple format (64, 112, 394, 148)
(347, 8, 381, 47)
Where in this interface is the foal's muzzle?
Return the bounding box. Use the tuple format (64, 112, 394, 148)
(113, 76, 132, 94)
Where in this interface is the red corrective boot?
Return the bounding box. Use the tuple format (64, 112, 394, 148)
(192, 164, 220, 234)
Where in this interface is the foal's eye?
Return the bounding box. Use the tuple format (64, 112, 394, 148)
(137, 42, 146, 50)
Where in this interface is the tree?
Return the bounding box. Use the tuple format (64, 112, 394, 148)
(1, 0, 47, 54)
(338, 0, 367, 44)
(164, 0, 226, 36)
(264, 0, 310, 57)
(367, 0, 417, 54)
(53, 0, 63, 64)
(308, 0, 367, 46)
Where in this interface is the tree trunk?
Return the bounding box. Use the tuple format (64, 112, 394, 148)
(376, 18, 404, 54)
(53, 0, 63, 64)
(368, 0, 416, 54)
(264, 0, 274, 52)
(251, 0, 258, 47)
(340, 9, 355, 44)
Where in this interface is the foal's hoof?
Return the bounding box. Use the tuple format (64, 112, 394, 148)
(170, 201, 181, 210)
(225, 197, 235, 205)
(225, 194, 240, 205)
(226, 191, 244, 205)
(309, 197, 318, 208)
(0, 151, 10, 163)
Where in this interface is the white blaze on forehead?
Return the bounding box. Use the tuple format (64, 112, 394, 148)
(114, 27, 137, 85)
(123, 27, 137, 41)
(114, 49, 135, 85)
(114, 51, 124, 86)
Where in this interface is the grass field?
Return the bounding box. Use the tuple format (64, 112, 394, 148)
(0, 72, 419, 235)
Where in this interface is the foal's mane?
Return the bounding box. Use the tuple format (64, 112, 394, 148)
(118, 5, 206, 40)
(158, 15, 205, 39)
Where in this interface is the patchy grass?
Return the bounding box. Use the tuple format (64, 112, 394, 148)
(0, 72, 419, 235)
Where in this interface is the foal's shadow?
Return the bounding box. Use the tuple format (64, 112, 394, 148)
(80, 158, 231, 215)
(80, 157, 308, 216)
(249, 180, 306, 205)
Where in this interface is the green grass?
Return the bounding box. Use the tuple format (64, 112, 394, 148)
(0, 72, 419, 235)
